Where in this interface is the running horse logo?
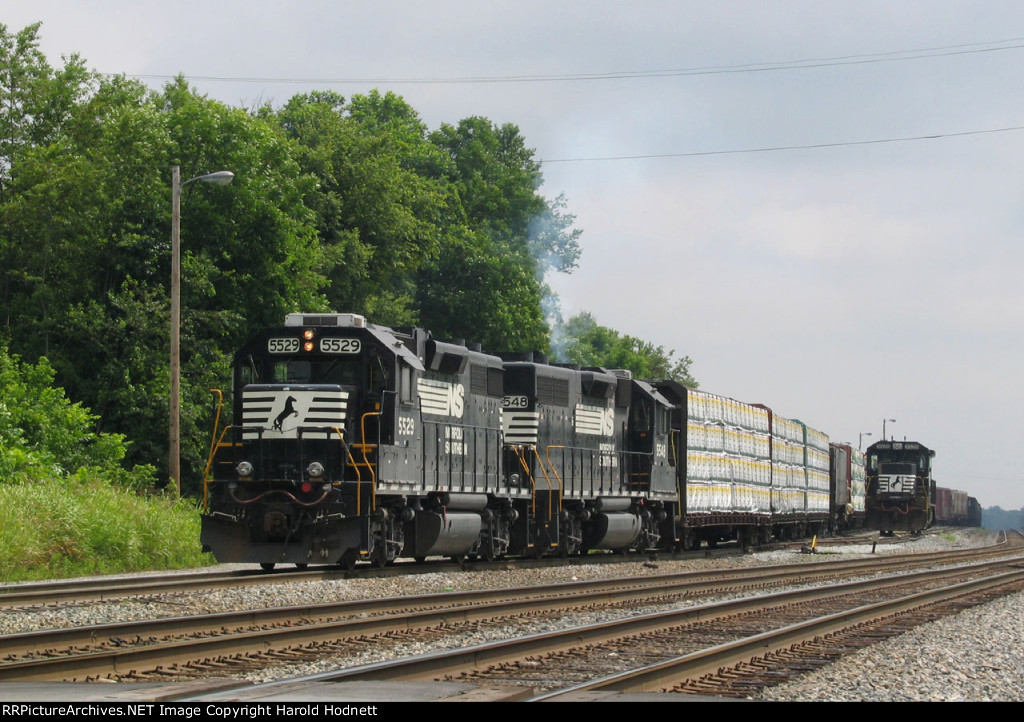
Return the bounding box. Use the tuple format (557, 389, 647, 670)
(272, 396, 298, 432)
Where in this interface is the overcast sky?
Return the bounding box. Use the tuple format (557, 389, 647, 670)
(5, 1, 1024, 509)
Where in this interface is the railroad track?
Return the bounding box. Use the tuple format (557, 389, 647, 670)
(0, 546, 746, 610)
(192, 557, 1024, 702)
(1, 534, 1017, 685)
(536, 568, 1024, 699)
(0, 528, 979, 610)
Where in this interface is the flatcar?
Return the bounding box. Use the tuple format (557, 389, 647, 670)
(864, 440, 935, 534)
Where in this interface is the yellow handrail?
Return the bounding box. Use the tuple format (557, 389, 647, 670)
(206, 389, 224, 476)
(202, 423, 236, 511)
(331, 425, 365, 512)
(331, 426, 361, 484)
(353, 410, 381, 510)
(526, 445, 556, 519)
(511, 445, 536, 510)
(542, 445, 565, 513)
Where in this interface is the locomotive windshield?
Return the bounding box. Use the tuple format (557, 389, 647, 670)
(867, 447, 931, 475)
(879, 462, 915, 476)
(239, 356, 362, 386)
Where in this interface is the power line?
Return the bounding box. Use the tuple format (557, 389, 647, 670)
(121, 37, 1024, 87)
(540, 125, 1024, 164)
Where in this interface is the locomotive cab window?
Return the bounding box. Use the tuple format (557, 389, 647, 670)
(399, 361, 416, 404)
(238, 358, 261, 387)
(880, 462, 915, 475)
(274, 359, 311, 383)
(268, 358, 361, 385)
(368, 353, 389, 397)
(630, 398, 652, 432)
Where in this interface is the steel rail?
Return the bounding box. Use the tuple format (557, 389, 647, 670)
(1, 529, 1010, 609)
(1, 529, 1009, 608)
(530, 568, 1024, 699)
(180, 558, 1024, 699)
(3, 541, 1020, 665)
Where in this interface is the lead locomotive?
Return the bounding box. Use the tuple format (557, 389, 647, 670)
(201, 313, 677, 568)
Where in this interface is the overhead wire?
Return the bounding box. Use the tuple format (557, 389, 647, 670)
(122, 36, 1024, 85)
(540, 126, 1024, 164)
(111, 36, 1024, 164)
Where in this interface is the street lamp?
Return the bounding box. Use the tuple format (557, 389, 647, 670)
(170, 166, 234, 496)
(859, 431, 872, 450)
(882, 418, 895, 441)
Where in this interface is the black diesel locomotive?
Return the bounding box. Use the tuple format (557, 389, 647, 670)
(200, 313, 910, 569)
(201, 313, 678, 568)
(864, 440, 936, 534)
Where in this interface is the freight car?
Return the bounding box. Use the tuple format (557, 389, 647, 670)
(199, 312, 889, 568)
(829, 443, 866, 531)
(864, 440, 935, 535)
(967, 496, 983, 527)
(934, 486, 968, 526)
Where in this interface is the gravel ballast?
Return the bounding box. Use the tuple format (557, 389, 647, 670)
(3, 528, 1021, 701)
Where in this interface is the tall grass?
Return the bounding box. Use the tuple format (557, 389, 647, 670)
(0, 478, 213, 581)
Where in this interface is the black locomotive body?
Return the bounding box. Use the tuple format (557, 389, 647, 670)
(966, 496, 983, 527)
(864, 440, 936, 534)
(500, 357, 676, 556)
(202, 313, 679, 568)
(201, 313, 511, 568)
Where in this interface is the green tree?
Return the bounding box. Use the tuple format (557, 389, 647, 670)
(415, 230, 547, 353)
(0, 345, 154, 487)
(554, 312, 697, 386)
(420, 117, 581, 350)
(0, 30, 328, 492)
(276, 90, 452, 326)
(0, 23, 590, 495)
(0, 22, 93, 201)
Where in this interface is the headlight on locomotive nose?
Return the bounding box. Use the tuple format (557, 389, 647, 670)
(236, 460, 254, 478)
(307, 461, 325, 479)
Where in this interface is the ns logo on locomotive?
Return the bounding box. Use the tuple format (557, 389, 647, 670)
(200, 313, 894, 569)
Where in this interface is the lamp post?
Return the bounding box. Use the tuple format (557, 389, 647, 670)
(170, 166, 234, 496)
(859, 431, 872, 450)
(882, 418, 895, 441)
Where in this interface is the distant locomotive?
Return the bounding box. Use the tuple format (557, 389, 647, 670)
(200, 313, 960, 569)
(864, 440, 936, 534)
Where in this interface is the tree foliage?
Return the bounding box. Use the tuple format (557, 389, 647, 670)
(0, 346, 155, 487)
(554, 312, 697, 386)
(0, 23, 696, 495)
